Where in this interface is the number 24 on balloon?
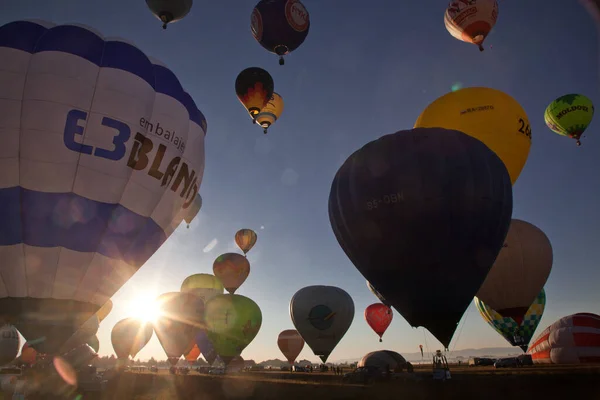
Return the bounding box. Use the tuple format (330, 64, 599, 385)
(366, 192, 404, 210)
(518, 118, 532, 139)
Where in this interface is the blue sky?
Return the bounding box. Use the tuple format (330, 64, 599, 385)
(3, 0, 600, 363)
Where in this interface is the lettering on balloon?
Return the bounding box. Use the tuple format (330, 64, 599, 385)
(1, 330, 17, 340)
(555, 105, 590, 119)
(447, 0, 477, 19)
(460, 105, 494, 115)
(286, 0, 309, 32)
(63, 110, 198, 208)
(517, 118, 532, 139)
(366, 192, 404, 211)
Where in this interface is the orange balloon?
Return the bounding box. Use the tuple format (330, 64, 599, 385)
(213, 253, 250, 294)
(20, 344, 37, 365)
(185, 344, 201, 363)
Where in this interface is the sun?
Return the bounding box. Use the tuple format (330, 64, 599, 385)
(125, 292, 162, 323)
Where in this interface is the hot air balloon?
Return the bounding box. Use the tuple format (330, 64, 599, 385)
(476, 219, 553, 323)
(328, 128, 513, 348)
(256, 93, 284, 134)
(365, 303, 393, 342)
(204, 294, 262, 366)
(0, 325, 20, 366)
(235, 229, 258, 255)
(96, 300, 113, 324)
(235, 67, 275, 122)
(366, 281, 390, 307)
(528, 313, 600, 364)
(154, 292, 205, 366)
(213, 253, 251, 294)
(0, 20, 206, 355)
(476, 288, 545, 352)
(358, 350, 408, 372)
(185, 344, 201, 365)
(414, 87, 530, 185)
(184, 194, 203, 228)
(146, 0, 193, 29)
(59, 314, 99, 353)
(86, 335, 100, 353)
(196, 330, 218, 365)
(19, 343, 37, 365)
(251, 0, 311, 65)
(61, 343, 98, 369)
(277, 329, 305, 365)
(181, 273, 224, 303)
(544, 94, 595, 146)
(444, 0, 498, 51)
(290, 286, 354, 363)
(111, 318, 154, 361)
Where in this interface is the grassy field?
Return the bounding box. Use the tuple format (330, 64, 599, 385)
(8, 364, 600, 399)
(92, 364, 600, 400)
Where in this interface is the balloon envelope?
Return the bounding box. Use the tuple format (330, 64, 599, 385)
(60, 314, 99, 353)
(0, 20, 206, 354)
(196, 330, 218, 365)
(290, 285, 354, 363)
(235, 67, 275, 118)
(181, 273, 224, 303)
(213, 253, 250, 294)
(476, 219, 553, 323)
(544, 94, 594, 145)
(328, 128, 513, 347)
(96, 300, 113, 323)
(444, 0, 498, 51)
(111, 318, 154, 359)
(146, 0, 193, 28)
(235, 229, 258, 255)
(365, 303, 393, 341)
(277, 329, 305, 365)
(185, 344, 201, 363)
(0, 325, 20, 366)
(414, 87, 530, 185)
(476, 288, 545, 352)
(366, 281, 390, 307)
(86, 335, 100, 353)
(205, 294, 262, 366)
(184, 194, 203, 226)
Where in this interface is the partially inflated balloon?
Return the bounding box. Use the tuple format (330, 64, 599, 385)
(86, 335, 100, 353)
(213, 253, 251, 294)
(476, 288, 545, 352)
(181, 273, 224, 303)
(185, 344, 201, 363)
(365, 304, 393, 342)
(154, 292, 205, 365)
(111, 318, 154, 360)
(290, 286, 354, 363)
(476, 219, 552, 323)
(196, 330, 218, 365)
(251, 0, 310, 65)
(444, 0, 498, 51)
(256, 93, 285, 134)
(96, 300, 113, 323)
(146, 0, 193, 29)
(235, 67, 275, 120)
(277, 329, 304, 365)
(328, 128, 513, 348)
(184, 194, 203, 228)
(414, 87, 530, 185)
(204, 294, 262, 366)
(0, 20, 206, 355)
(0, 325, 20, 366)
(544, 94, 594, 146)
(235, 229, 258, 255)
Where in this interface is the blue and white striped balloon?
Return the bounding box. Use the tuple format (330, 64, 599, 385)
(0, 20, 206, 353)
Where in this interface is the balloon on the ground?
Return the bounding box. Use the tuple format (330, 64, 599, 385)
(111, 318, 154, 360)
(528, 313, 600, 364)
(204, 294, 262, 366)
(0, 20, 206, 355)
(444, 0, 498, 51)
(414, 87, 530, 185)
(0, 325, 20, 366)
(365, 303, 393, 342)
(213, 253, 251, 294)
(146, 0, 193, 29)
(277, 329, 305, 365)
(544, 94, 595, 146)
(476, 219, 553, 323)
(181, 273, 224, 303)
(235, 229, 258, 255)
(328, 128, 513, 348)
(235, 67, 275, 121)
(290, 285, 354, 363)
(358, 350, 408, 371)
(251, 0, 311, 65)
(256, 93, 284, 134)
(476, 288, 546, 352)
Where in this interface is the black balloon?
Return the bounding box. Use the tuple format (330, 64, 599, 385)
(235, 67, 275, 118)
(251, 0, 310, 65)
(328, 128, 513, 348)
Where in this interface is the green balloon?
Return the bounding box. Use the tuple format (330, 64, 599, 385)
(205, 294, 262, 365)
(86, 335, 100, 353)
(544, 93, 594, 146)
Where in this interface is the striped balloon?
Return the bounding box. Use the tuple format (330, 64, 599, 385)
(528, 313, 600, 364)
(235, 229, 258, 255)
(444, 0, 499, 52)
(475, 288, 546, 352)
(0, 20, 206, 354)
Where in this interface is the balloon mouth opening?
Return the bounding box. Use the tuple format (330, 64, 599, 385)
(274, 45, 289, 56)
(473, 34, 485, 43)
(260, 122, 271, 129)
(248, 108, 261, 116)
(159, 12, 174, 24)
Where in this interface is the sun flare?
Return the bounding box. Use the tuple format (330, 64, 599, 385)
(125, 292, 162, 323)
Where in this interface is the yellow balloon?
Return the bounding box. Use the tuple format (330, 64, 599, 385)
(414, 87, 531, 185)
(256, 92, 284, 134)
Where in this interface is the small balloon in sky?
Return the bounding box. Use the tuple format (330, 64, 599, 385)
(260, 225, 265, 230)
(451, 82, 463, 92)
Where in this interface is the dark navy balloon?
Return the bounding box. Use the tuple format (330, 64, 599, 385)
(328, 128, 513, 348)
(251, 0, 310, 65)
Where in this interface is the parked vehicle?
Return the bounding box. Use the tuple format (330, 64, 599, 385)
(494, 357, 520, 368)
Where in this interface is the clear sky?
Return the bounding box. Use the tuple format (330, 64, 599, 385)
(2, 0, 600, 363)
